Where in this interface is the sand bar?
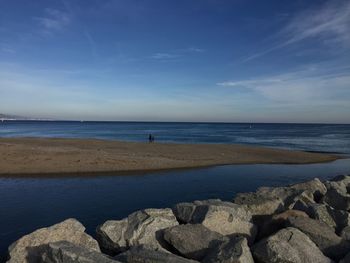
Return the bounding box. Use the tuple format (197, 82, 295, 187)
(0, 137, 340, 176)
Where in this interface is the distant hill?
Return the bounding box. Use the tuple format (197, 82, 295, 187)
(0, 114, 50, 121)
(0, 114, 27, 120)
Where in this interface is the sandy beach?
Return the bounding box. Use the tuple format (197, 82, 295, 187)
(0, 137, 340, 176)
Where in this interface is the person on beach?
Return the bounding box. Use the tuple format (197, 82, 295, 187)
(148, 134, 155, 143)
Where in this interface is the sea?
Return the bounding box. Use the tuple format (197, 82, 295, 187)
(0, 121, 350, 260)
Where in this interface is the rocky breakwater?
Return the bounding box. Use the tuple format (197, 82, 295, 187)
(5, 175, 350, 263)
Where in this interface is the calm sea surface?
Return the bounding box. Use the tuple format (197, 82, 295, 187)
(0, 121, 350, 260)
(1, 121, 350, 154)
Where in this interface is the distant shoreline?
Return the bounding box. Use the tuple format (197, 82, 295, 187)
(0, 137, 342, 177)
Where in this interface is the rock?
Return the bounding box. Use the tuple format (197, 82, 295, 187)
(286, 216, 350, 260)
(325, 175, 350, 194)
(252, 227, 333, 263)
(202, 236, 254, 263)
(257, 178, 326, 208)
(288, 190, 315, 210)
(7, 218, 100, 263)
(115, 246, 199, 263)
(322, 175, 350, 211)
(322, 188, 350, 211)
(163, 224, 224, 260)
(233, 192, 284, 215)
(96, 208, 178, 255)
(293, 202, 350, 233)
(173, 200, 256, 243)
(41, 241, 119, 263)
(341, 226, 350, 241)
(173, 202, 197, 224)
(290, 178, 327, 200)
(259, 210, 309, 239)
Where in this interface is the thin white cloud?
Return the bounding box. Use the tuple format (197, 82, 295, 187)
(34, 8, 71, 33)
(151, 53, 180, 60)
(1, 47, 15, 53)
(218, 63, 350, 104)
(150, 47, 205, 60)
(244, 0, 350, 61)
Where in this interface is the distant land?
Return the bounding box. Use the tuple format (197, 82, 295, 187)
(0, 113, 51, 121)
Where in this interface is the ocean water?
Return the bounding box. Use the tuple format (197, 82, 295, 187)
(1, 121, 350, 154)
(0, 121, 350, 261)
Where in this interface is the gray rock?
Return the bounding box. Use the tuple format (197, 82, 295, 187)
(202, 236, 254, 263)
(322, 188, 350, 211)
(257, 178, 326, 208)
(293, 203, 337, 229)
(322, 175, 350, 211)
(288, 190, 315, 210)
(173, 200, 256, 243)
(41, 241, 119, 263)
(173, 202, 197, 223)
(291, 178, 328, 199)
(163, 224, 224, 260)
(259, 210, 309, 239)
(286, 216, 350, 260)
(341, 226, 350, 241)
(96, 208, 178, 255)
(115, 246, 199, 263)
(233, 192, 284, 215)
(252, 227, 333, 263)
(7, 218, 100, 263)
(325, 175, 350, 194)
(293, 202, 350, 233)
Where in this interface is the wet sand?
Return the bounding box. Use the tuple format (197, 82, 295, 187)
(0, 137, 340, 176)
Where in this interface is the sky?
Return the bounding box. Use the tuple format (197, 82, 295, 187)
(0, 0, 349, 123)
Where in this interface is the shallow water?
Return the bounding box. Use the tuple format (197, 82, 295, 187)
(1, 158, 350, 260)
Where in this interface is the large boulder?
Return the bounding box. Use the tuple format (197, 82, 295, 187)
(233, 192, 284, 216)
(325, 175, 350, 193)
(115, 246, 199, 263)
(286, 216, 350, 260)
(41, 241, 120, 263)
(202, 236, 254, 263)
(7, 218, 100, 263)
(252, 227, 333, 263)
(96, 208, 178, 255)
(173, 200, 256, 243)
(163, 224, 224, 260)
(290, 178, 328, 200)
(293, 202, 350, 233)
(322, 175, 350, 211)
(258, 210, 309, 239)
(256, 178, 326, 208)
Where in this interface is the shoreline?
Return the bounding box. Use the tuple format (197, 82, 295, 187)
(0, 137, 341, 177)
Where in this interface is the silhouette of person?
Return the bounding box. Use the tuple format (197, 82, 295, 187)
(149, 134, 152, 143)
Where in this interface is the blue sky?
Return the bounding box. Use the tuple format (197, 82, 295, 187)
(0, 0, 349, 123)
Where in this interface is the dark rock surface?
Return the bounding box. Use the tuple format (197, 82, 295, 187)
(163, 224, 224, 260)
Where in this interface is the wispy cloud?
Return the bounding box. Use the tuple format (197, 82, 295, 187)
(218, 62, 350, 104)
(151, 52, 180, 60)
(150, 47, 205, 60)
(34, 8, 71, 33)
(1, 47, 16, 54)
(244, 0, 350, 61)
